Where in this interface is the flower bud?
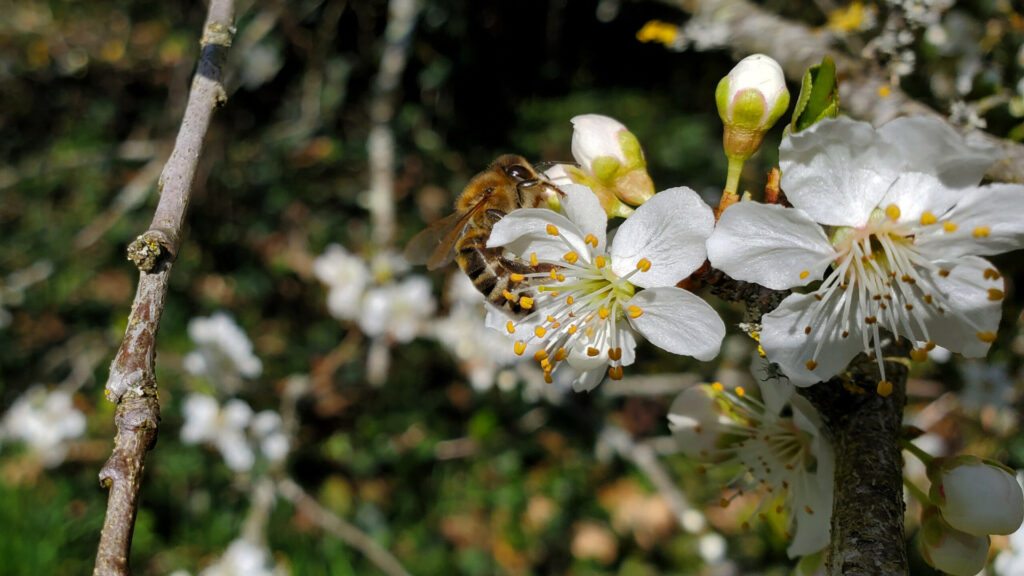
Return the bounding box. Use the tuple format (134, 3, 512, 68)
(929, 455, 1024, 536)
(558, 114, 655, 214)
(920, 506, 991, 576)
(715, 54, 790, 161)
(667, 384, 739, 462)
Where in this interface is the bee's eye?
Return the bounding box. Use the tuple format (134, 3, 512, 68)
(505, 164, 532, 181)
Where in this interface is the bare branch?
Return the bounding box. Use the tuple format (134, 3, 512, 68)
(276, 477, 414, 576)
(668, 0, 1024, 183)
(93, 2, 236, 574)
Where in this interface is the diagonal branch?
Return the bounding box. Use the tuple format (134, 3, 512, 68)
(667, 0, 1024, 183)
(93, 2, 236, 574)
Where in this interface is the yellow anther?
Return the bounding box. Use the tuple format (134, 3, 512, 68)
(608, 347, 622, 361)
(514, 341, 526, 355)
(983, 268, 1001, 280)
(584, 233, 599, 247)
(553, 348, 567, 361)
(509, 273, 525, 282)
(549, 291, 559, 297)
(534, 326, 547, 338)
(503, 290, 517, 302)
(549, 269, 558, 280)
(943, 221, 958, 233)
(628, 305, 643, 319)
(566, 296, 574, 305)
(711, 382, 724, 392)
(595, 256, 606, 268)
(920, 211, 937, 226)
(530, 253, 539, 266)
(938, 269, 950, 277)
(598, 306, 610, 319)
(544, 371, 553, 384)
(520, 296, 534, 309)
(977, 331, 997, 343)
(546, 315, 556, 323)
(568, 325, 577, 335)
(636, 258, 652, 272)
(924, 341, 936, 351)
(540, 358, 550, 369)
(534, 350, 548, 362)
(973, 226, 990, 238)
(805, 360, 818, 370)
(885, 204, 901, 220)
(563, 251, 578, 264)
(876, 380, 893, 397)
(506, 321, 515, 334)
(735, 386, 746, 397)
(988, 288, 1005, 301)
(556, 273, 566, 282)
(608, 366, 623, 380)
(587, 347, 600, 357)
(799, 270, 810, 280)
(757, 344, 766, 357)
(910, 349, 928, 362)
(546, 223, 560, 236)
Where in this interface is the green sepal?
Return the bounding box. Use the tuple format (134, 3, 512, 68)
(789, 56, 839, 133)
(591, 155, 622, 184)
(617, 130, 645, 169)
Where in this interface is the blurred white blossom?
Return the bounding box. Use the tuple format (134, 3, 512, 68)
(199, 539, 288, 576)
(359, 275, 435, 343)
(251, 410, 290, 463)
(184, 313, 262, 393)
(994, 472, 1024, 576)
(313, 243, 370, 321)
(181, 394, 255, 472)
(1, 385, 85, 467)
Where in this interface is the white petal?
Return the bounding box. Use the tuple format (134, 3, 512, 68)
(780, 117, 901, 226)
(544, 164, 573, 185)
(667, 385, 732, 462)
(760, 291, 865, 387)
(627, 287, 725, 361)
(878, 116, 1000, 188)
(916, 183, 1024, 260)
(610, 187, 715, 288)
(572, 368, 605, 393)
(487, 208, 590, 263)
(707, 202, 834, 290)
(915, 256, 1003, 358)
(787, 466, 833, 557)
(571, 114, 628, 165)
(559, 183, 608, 251)
(755, 359, 795, 415)
(877, 172, 961, 226)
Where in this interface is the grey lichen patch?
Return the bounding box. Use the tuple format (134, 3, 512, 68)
(202, 23, 235, 47)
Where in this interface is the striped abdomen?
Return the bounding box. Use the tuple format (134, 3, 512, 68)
(455, 225, 537, 316)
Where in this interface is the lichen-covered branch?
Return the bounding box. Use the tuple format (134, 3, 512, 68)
(668, 0, 1024, 183)
(93, 2, 235, 574)
(800, 360, 909, 576)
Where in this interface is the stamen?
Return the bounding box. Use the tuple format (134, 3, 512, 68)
(553, 348, 567, 361)
(563, 251, 578, 264)
(503, 290, 517, 302)
(876, 380, 893, 397)
(520, 296, 534, 309)
(608, 366, 623, 380)
(534, 326, 546, 338)
(983, 268, 1001, 280)
(988, 289, 1005, 301)
(973, 226, 990, 238)
(920, 211, 937, 226)
(805, 360, 818, 370)
(909, 349, 927, 362)
(533, 350, 548, 362)
(636, 258, 652, 272)
(595, 256, 606, 268)
(584, 233, 598, 247)
(530, 253, 538, 266)
(587, 347, 600, 357)
(598, 306, 610, 319)
(885, 204, 901, 220)
(628, 305, 643, 318)
(506, 321, 515, 334)
(509, 273, 525, 282)
(608, 347, 622, 361)
(977, 331, 996, 343)
(546, 224, 559, 236)
(799, 270, 810, 279)
(942, 221, 958, 233)
(514, 341, 526, 355)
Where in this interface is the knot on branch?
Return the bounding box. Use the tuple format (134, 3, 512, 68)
(201, 22, 235, 48)
(127, 230, 175, 272)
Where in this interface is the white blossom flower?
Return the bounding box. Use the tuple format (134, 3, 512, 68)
(708, 116, 1019, 388)
(199, 539, 288, 576)
(1, 385, 86, 467)
(928, 456, 1024, 536)
(358, 275, 435, 343)
(313, 244, 370, 321)
(184, 312, 262, 393)
(181, 394, 255, 472)
(486, 184, 724, 392)
(920, 506, 990, 576)
(668, 378, 834, 557)
(251, 410, 290, 463)
(994, 472, 1024, 576)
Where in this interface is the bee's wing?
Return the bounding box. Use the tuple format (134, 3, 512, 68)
(403, 210, 472, 270)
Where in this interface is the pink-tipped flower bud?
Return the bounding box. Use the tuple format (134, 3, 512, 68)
(920, 506, 991, 576)
(929, 455, 1024, 536)
(715, 54, 790, 161)
(554, 114, 655, 215)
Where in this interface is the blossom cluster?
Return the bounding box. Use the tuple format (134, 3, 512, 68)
(0, 385, 86, 468)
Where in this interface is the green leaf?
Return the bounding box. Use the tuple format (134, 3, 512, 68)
(789, 56, 839, 133)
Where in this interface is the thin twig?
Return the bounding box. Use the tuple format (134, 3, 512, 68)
(667, 0, 1024, 183)
(599, 424, 706, 533)
(92, 2, 236, 574)
(276, 477, 413, 576)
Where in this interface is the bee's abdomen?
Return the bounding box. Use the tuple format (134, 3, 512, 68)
(456, 233, 533, 317)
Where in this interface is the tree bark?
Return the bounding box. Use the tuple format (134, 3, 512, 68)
(93, 2, 235, 574)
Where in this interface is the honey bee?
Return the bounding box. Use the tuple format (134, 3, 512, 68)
(404, 154, 562, 316)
